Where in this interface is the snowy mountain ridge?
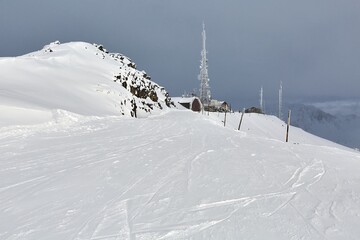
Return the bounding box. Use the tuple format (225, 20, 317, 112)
(0, 41, 172, 126)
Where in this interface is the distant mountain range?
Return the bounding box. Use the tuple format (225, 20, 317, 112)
(288, 102, 360, 149)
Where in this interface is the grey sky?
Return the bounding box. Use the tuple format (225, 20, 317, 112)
(1, 0, 360, 109)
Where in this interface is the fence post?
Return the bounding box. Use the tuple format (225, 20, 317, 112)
(286, 110, 291, 142)
(238, 108, 245, 130)
(224, 111, 227, 127)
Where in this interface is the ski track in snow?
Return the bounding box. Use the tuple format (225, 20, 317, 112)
(1, 111, 360, 239)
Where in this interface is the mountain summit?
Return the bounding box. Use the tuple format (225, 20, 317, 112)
(0, 41, 172, 126)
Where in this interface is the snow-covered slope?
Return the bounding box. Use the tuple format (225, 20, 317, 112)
(1, 43, 360, 239)
(0, 41, 171, 126)
(1, 110, 360, 240)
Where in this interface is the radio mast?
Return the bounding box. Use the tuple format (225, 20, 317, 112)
(279, 81, 283, 119)
(198, 23, 211, 105)
(260, 86, 263, 112)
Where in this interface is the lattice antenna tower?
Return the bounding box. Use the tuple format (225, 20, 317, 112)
(198, 23, 211, 105)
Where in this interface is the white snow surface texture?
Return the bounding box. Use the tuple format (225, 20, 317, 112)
(1, 42, 360, 240)
(0, 41, 170, 126)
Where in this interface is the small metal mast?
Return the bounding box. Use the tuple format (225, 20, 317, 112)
(279, 81, 283, 119)
(260, 86, 263, 112)
(198, 23, 211, 105)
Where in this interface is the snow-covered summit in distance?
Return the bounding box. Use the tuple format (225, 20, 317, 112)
(288, 103, 360, 149)
(1, 42, 360, 239)
(0, 41, 172, 126)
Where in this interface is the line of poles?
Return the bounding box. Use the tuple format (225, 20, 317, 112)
(219, 109, 292, 143)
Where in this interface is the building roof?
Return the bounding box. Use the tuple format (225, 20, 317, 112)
(172, 97, 200, 104)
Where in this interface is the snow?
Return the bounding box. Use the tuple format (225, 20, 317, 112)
(1, 111, 360, 239)
(172, 97, 201, 110)
(289, 103, 360, 149)
(0, 41, 171, 125)
(1, 42, 360, 239)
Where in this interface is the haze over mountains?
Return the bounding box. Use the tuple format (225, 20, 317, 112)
(286, 103, 360, 149)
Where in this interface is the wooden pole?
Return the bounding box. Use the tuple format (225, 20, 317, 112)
(224, 111, 227, 127)
(286, 110, 291, 142)
(238, 108, 245, 130)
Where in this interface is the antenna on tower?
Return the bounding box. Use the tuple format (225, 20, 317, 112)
(279, 81, 283, 120)
(198, 22, 211, 107)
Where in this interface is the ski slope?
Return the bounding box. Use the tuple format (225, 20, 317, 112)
(1, 110, 360, 240)
(1, 41, 360, 239)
